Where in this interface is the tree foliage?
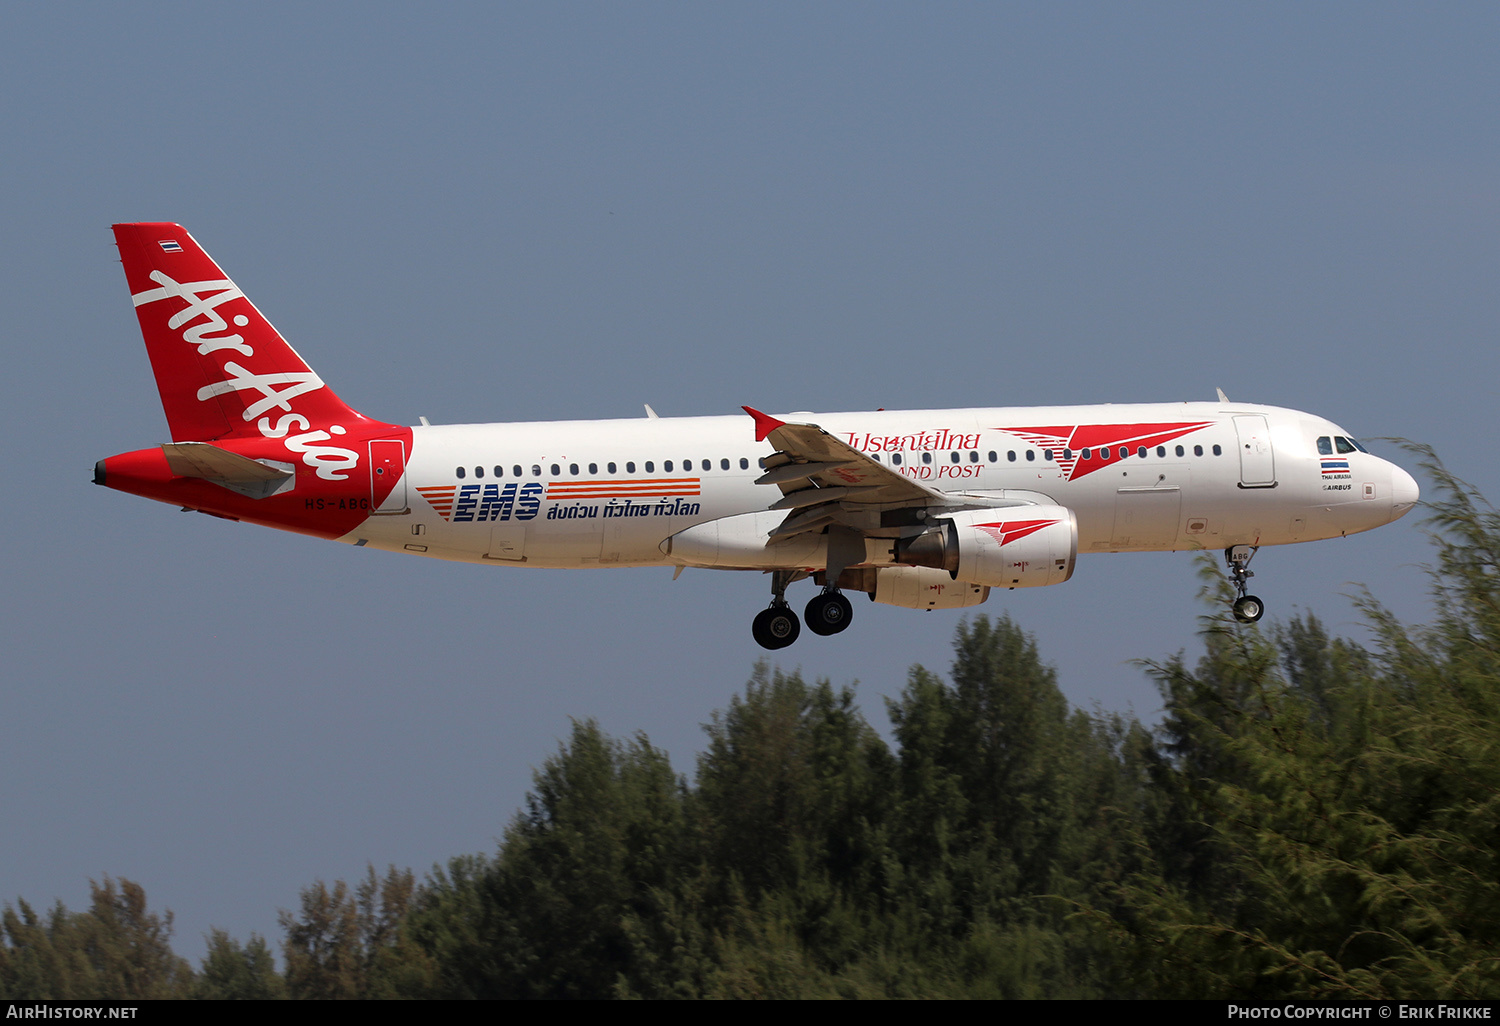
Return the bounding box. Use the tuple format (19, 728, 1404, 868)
(0, 878, 193, 999)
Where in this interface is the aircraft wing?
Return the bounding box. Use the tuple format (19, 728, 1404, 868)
(742, 406, 1030, 541)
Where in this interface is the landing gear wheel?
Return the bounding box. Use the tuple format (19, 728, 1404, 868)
(805, 591, 854, 636)
(1224, 545, 1265, 624)
(1233, 595, 1265, 624)
(752, 605, 801, 650)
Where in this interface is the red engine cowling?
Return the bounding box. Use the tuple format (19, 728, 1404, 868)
(894, 506, 1077, 589)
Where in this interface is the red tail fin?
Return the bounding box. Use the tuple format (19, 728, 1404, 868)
(113, 223, 375, 441)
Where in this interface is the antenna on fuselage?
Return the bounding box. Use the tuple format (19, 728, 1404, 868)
(1215, 388, 1230, 403)
(644, 404, 660, 419)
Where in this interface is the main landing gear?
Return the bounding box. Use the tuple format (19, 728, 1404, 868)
(1225, 544, 1265, 623)
(751, 569, 802, 650)
(752, 604, 801, 650)
(751, 571, 853, 649)
(805, 589, 854, 637)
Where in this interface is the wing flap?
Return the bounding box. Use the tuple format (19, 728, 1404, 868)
(743, 407, 1046, 548)
(754, 460, 868, 487)
(742, 406, 945, 504)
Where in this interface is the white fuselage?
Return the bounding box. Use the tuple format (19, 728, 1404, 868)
(98, 222, 1422, 645)
(348, 401, 1417, 569)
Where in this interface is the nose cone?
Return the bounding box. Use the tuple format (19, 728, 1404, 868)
(1390, 464, 1420, 522)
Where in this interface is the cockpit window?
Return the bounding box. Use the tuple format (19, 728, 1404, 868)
(1351, 437, 1369, 453)
(1335, 436, 1356, 455)
(1317, 436, 1333, 456)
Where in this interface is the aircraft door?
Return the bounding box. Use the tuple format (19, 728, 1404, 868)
(369, 440, 408, 514)
(1234, 416, 1276, 487)
(487, 518, 528, 561)
(1111, 487, 1181, 549)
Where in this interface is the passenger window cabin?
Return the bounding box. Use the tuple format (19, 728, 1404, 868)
(443, 429, 1253, 495)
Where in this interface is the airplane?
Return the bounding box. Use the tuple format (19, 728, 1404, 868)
(95, 223, 1421, 649)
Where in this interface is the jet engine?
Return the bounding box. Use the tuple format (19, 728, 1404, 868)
(872, 566, 990, 609)
(894, 506, 1077, 589)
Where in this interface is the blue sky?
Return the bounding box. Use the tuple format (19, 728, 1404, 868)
(2, 3, 1494, 961)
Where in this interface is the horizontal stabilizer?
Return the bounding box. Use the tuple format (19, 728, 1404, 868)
(161, 442, 294, 500)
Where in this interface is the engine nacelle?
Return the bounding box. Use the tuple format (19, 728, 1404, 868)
(872, 566, 990, 610)
(894, 505, 1077, 589)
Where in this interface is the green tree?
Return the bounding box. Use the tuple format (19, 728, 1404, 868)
(399, 855, 492, 999)
(0, 879, 193, 999)
(447, 720, 688, 998)
(279, 879, 362, 999)
(695, 666, 891, 901)
(692, 667, 897, 993)
(196, 930, 284, 999)
(0, 899, 70, 999)
(884, 615, 1120, 997)
(80, 878, 194, 999)
(280, 865, 439, 999)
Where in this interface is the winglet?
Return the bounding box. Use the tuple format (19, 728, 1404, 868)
(742, 406, 785, 442)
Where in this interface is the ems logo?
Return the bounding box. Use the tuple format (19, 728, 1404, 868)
(416, 483, 543, 522)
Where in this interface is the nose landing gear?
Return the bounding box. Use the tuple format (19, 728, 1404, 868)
(1225, 545, 1265, 623)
